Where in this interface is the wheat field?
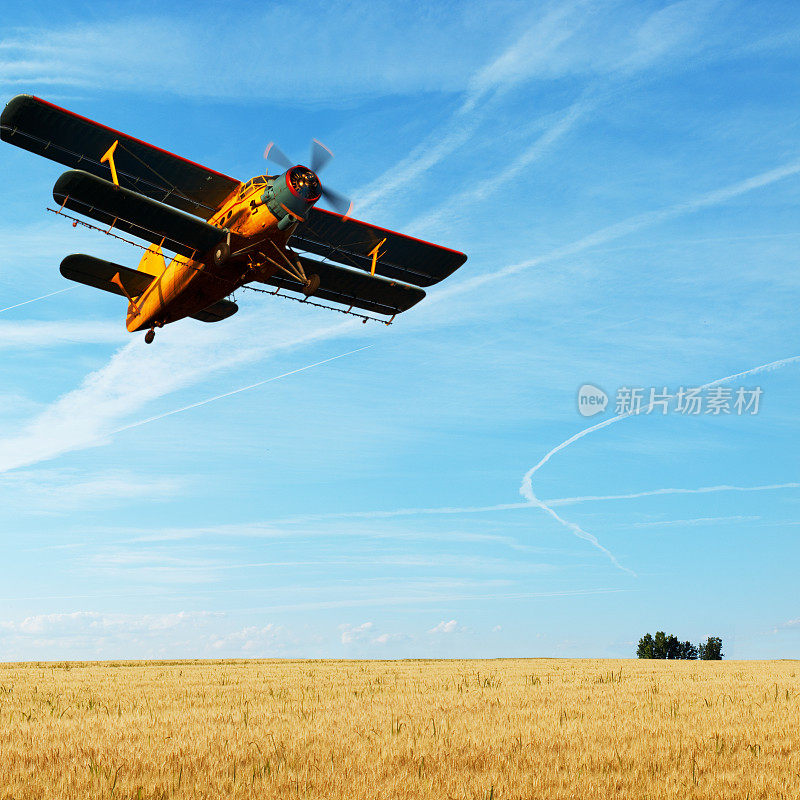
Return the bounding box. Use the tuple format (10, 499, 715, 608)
(0, 658, 797, 799)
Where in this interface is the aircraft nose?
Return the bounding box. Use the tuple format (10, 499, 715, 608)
(287, 165, 321, 201)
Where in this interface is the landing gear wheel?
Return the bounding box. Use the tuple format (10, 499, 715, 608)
(212, 241, 231, 268)
(144, 329, 155, 344)
(303, 273, 320, 296)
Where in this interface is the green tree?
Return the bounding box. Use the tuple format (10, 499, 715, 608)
(637, 633, 699, 659)
(676, 640, 698, 659)
(665, 634, 681, 659)
(698, 636, 723, 660)
(653, 631, 669, 659)
(637, 633, 655, 658)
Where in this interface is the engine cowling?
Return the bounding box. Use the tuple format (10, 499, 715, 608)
(262, 166, 320, 230)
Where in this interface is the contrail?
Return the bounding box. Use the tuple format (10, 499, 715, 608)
(550, 482, 800, 507)
(437, 157, 800, 301)
(274, 481, 799, 522)
(112, 345, 373, 435)
(0, 287, 72, 314)
(519, 355, 800, 573)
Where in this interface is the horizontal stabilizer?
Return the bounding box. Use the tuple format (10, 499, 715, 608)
(54, 170, 227, 257)
(190, 299, 239, 323)
(258, 256, 425, 316)
(2, 95, 239, 218)
(60, 254, 156, 298)
(291, 207, 467, 288)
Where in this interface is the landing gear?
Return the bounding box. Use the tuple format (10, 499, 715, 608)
(212, 241, 231, 268)
(303, 273, 320, 296)
(144, 329, 155, 344)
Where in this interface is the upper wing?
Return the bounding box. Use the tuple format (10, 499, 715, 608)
(1, 95, 240, 219)
(290, 207, 467, 288)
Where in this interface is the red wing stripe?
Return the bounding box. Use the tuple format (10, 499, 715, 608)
(33, 96, 239, 184)
(312, 206, 467, 258)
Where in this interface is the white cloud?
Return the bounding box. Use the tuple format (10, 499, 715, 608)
(461, 2, 585, 111)
(0, 311, 358, 475)
(429, 619, 459, 634)
(0, 320, 126, 349)
(0, 468, 183, 512)
(208, 624, 282, 654)
(0, 610, 295, 659)
(0, 1, 724, 112)
(437, 158, 800, 302)
(7, 610, 219, 636)
(0, 6, 520, 104)
(339, 621, 373, 644)
(461, 0, 718, 111)
(408, 95, 595, 237)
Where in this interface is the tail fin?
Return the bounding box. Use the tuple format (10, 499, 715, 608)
(139, 244, 167, 276)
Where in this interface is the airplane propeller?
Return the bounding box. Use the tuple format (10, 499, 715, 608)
(264, 139, 352, 216)
(310, 139, 334, 173)
(263, 142, 291, 170)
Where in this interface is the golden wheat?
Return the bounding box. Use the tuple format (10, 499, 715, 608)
(0, 659, 797, 799)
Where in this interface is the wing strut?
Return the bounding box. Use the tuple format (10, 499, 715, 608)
(101, 140, 120, 186)
(110, 271, 140, 312)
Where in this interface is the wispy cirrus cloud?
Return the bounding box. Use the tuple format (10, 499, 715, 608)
(435, 157, 800, 301)
(0, 609, 293, 659)
(362, 0, 740, 223)
(407, 95, 596, 236)
(0, 313, 361, 474)
(0, 319, 126, 348)
(356, 0, 718, 215)
(461, 0, 720, 112)
(429, 619, 460, 634)
(339, 621, 373, 644)
(0, 3, 524, 104)
(0, 468, 183, 513)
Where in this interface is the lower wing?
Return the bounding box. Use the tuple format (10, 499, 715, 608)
(256, 255, 425, 317)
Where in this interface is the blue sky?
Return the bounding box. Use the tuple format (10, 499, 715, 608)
(1, 0, 799, 660)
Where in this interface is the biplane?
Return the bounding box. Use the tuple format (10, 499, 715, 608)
(1, 95, 467, 343)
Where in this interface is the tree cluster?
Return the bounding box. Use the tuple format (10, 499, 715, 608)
(636, 632, 723, 660)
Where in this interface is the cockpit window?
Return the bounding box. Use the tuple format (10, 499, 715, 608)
(238, 176, 269, 198)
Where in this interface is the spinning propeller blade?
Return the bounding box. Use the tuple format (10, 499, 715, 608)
(310, 139, 334, 173)
(264, 142, 292, 169)
(320, 185, 352, 217)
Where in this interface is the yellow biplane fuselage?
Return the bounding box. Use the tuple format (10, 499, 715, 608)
(125, 175, 293, 332)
